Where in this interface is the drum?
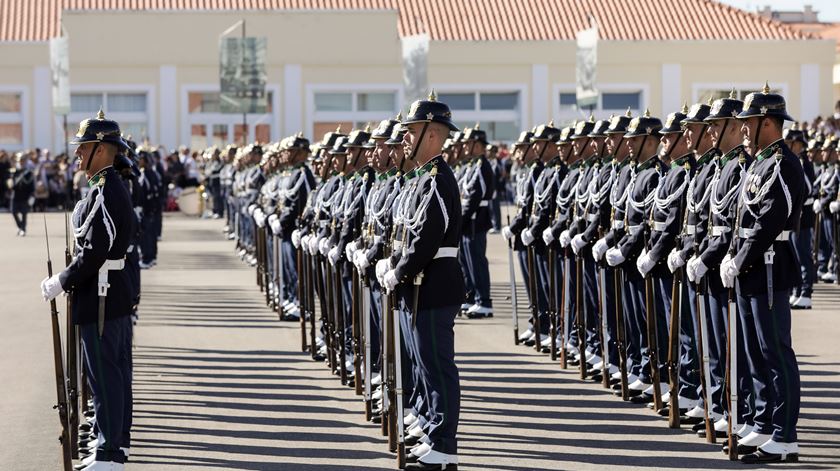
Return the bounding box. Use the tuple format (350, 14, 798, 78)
(177, 187, 201, 216)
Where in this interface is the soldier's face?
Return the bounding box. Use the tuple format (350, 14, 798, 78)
(572, 138, 588, 157)
(605, 135, 619, 155)
(740, 118, 761, 150)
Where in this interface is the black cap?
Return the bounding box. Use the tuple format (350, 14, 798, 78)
(558, 126, 574, 144)
(737, 82, 794, 122)
(69, 109, 129, 150)
(329, 136, 350, 155)
(660, 104, 689, 134)
(345, 125, 372, 148)
(514, 130, 534, 146)
(588, 118, 612, 138)
(606, 109, 633, 134)
(783, 123, 807, 145)
(463, 123, 489, 144)
(624, 109, 663, 137)
(385, 125, 407, 146)
(705, 91, 743, 122)
(570, 116, 596, 139)
(530, 121, 561, 142)
(402, 90, 459, 132)
(372, 113, 401, 140)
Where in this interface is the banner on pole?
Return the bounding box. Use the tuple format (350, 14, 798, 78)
(401, 33, 430, 106)
(219, 37, 267, 114)
(575, 24, 599, 110)
(50, 36, 70, 116)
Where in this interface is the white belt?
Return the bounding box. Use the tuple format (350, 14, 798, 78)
(97, 258, 126, 296)
(479, 200, 489, 207)
(394, 241, 403, 251)
(433, 247, 459, 259)
(627, 224, 643, 235)
(319, 221, 328, 228)
(373, 235, 382, 244)
(651, 221, 668, 232)
(711, 226, 731, 237)
(685, 225, 696, 235)
(586, 213, 598, 222)
(612, 220, 625, 230)
(804, 198, 814, 205)
(738, 228, 791, 241)
(127, 244, 134, 253)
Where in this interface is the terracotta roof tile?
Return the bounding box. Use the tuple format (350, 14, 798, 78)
(0, 0, 814, 42)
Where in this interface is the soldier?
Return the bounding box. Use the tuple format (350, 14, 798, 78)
(502, 129, 545, 344)
(9, 152, 35, 236)
(641, 104, 700, 413)
(721, 83, 804, 463)
(205, 146, 224, 219)
(785, 124, 816, 309)
(137, 147, 161, 269)
(381, 92, 463, 470)
(605, 109, 666, 402)
(460, 125, 495, 318)
(221, 145, 237, 236)
(813, 136, 838, 282)
(40, 110, 136, 471)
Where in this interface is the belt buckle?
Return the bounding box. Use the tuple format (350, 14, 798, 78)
(764, 250, 775, 264)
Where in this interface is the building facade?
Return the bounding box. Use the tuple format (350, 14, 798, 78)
(0, 0, 834, 152)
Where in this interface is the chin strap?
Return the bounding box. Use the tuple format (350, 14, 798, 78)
(408, 122, 431, 162)
(712, 120, 729, 151)
(664, 134, 683, 161)
(85, 142, 101, 172)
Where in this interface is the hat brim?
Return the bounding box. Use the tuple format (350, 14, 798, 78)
(403, 118, 460, 132)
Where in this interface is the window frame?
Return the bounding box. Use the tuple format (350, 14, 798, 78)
(305, 84, 403, 139)
(59, 84, 156, 149)
(181, 83, 280, 148)
(552, 82, 649, 125)
(431, 83, 528, 143)
(0, 85, 29, 151)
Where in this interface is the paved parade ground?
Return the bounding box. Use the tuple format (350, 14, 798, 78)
(3, 211, 840, 471)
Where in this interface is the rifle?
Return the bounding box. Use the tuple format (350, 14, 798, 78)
(667, 267, 683, 427)
(352, 265, 363, 395)
(505, 215, 520, 345)
(381, 274, 392, 437)
(526, 245, 541, 352)
(63, 210, 80, 458)
(548, 246, 558, 361)
(726, 286, 739, 460)
(321, 256, 335, 372)
(696, 276, 716, 444)
(560, 250, 571, 369)
(598, 253, 610, 388)
(614, 269, 629, 400)
(395, 282, 408, 468)
(643, 249, 663, 410)
(255, 219, 263, 289)
(361, 266, 373, 421)
(306, 250, 318, 358)
(812, 210, 821, 269)
(334, 260, 348, 385)
(44, 216, 74, 471)
(576, 254, 587, 379)
(262, 226, 271, 305)
(297, 243, 307, 352)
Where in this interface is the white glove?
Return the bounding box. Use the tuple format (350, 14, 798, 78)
(355, 250, 371, 271)
(813, 200, 823, 214)
(41, 275, 63, 302)
(688, 255, 709, 282)
(559, 230, 571, 248)
(292, 229, 302, 248)
(592, 238, 609, 261)
(521, 229, 535, 246)
(133, 207, 143, 221)
(501, 226, 513, 241)
(268, 215, 281, 234)
(308, 235, 319, 255)
(636, 250, 655, 277)
(248, 204, 257, 216)
(606, 247, 625, 267)
(376, 259, 391, 284)
(328, 246, 340, 265)
(383, 269, 398, 292)
(318, 237, 330, 256)
(571, 234, 587, 255)
(667, 248, 685, 273)
(254, 209, 265, 228)
(831, 201, 840, 214)
(345, 242, 358, 261)
(720, 253, 738, 288)
(542, 228, 555, 246)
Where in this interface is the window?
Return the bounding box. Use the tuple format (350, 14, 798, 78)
(0, 92, 24, 148)
(559, 93, 577, 111)
(186, 89, 276, 147)
(311, 89, 399, 139)
(602, 92, 641, 111)
(189, 91, 272, 114)
(436, 91, 521, 142)
(69, 91, 149, 142)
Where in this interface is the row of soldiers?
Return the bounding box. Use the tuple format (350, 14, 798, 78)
(40, 110, 172, 470)
(223, 83, 810, 468)
(503, 83, 805, 464)
(225, 92, 471, 470)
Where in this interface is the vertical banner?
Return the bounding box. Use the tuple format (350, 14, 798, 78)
(50, 36, 71, 116)
(401, 33, 430, 106)
(219, 37, 267, 114)
(575, 23, 599, 110)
